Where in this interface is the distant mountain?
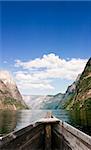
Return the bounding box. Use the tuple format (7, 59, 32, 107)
(42, 93, 64, 109)
(63, 58, 91, 110)
(23, 95, 51, 109)
(0, 70, 28, 110)
(23, 93, 63, 109)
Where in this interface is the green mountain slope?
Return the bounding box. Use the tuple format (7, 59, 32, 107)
(66, 58, 91, 110)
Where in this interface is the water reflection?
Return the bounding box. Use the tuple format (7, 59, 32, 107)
(0, 109, 91, 136)
(68, 109, 91, 135)
(15, 110, 49, 131)
(0, 110, 16, 136)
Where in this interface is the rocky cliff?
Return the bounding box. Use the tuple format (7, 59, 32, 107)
(58, 74, 80, 109)
(64, 58, 91, 110)
(57, 82, 76, 109)
(0, 70, 28, 110)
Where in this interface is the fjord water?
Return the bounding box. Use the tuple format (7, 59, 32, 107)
(0, 109, 91, 136)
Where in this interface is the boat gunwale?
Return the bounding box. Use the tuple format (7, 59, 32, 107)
(52, 115, 91, 145)
(58, 120, 91, 145)
(0, 115, 91, 149)
(0, 121, 43, 146)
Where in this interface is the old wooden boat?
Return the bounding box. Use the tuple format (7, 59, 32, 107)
(0, 112, 91, 150)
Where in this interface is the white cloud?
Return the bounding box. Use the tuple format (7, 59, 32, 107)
(15, 71, 54, 94)
(14, 53, 88, 94)
(15, 53, 66, 69)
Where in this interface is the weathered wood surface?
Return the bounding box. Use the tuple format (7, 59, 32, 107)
(0, 113, 91, 150)
(0, 123, 44, 150)
(0, 112, 59, 150)
(44, 112, 52, 150)
(43, 111, 60, 150)
(53, 121, 91, 150)
(37, 118, 60, 123)
(45, 124, 51, 150)
(52, 129, 72, 150)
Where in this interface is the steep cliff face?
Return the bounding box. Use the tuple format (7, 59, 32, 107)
(57, 75, 81, 109)
(0, 80, 12, 99)
(0, 70, 28, 110)
(57, 83, 76, 109)
(66, 58, 91, 110)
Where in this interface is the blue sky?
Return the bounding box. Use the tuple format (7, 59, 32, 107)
(1, 1, 91, 95)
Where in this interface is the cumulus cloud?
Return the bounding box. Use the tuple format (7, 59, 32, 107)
(14, 53, 88, 94)
(15, 53, 66, 69)
(15, 71, 54, 93)
(15, 53, 87, 80)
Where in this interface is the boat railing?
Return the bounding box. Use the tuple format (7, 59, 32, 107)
(0, 112, 91, 150)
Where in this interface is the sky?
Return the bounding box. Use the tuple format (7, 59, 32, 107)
(0, 1, 91, 95)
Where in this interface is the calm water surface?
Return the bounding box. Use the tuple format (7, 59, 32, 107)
(0, 109, 91, 136)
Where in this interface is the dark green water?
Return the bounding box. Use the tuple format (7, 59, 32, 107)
(0, 109, 91, 136)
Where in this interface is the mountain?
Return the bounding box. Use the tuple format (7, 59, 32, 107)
(58, 74, 80, 109)
(63, 58, 91, 110)
(57, 82, 76, 109)
(23, 95, 51, 109)
(42, 93, 64, 109)
(0, 70, 28, 110)
(23, 93, 63, 109)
